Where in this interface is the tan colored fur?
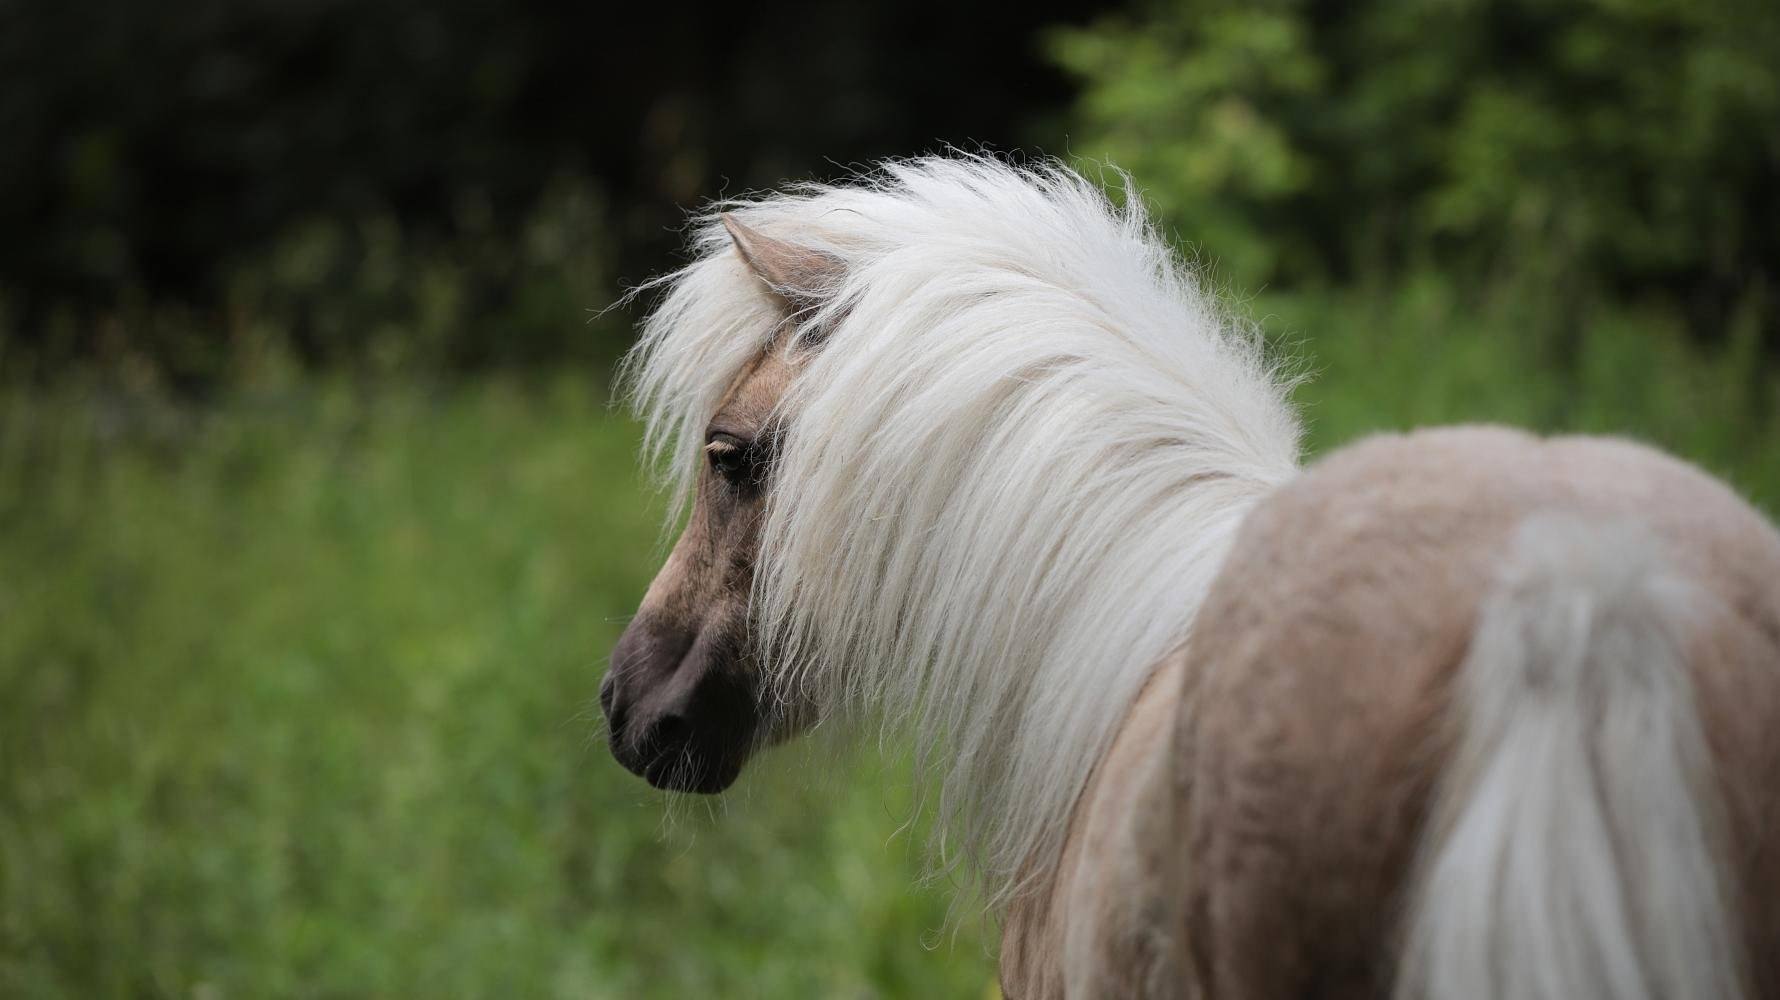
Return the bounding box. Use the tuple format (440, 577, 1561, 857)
(1002, 656, 1195, 998)
(635, 347, 793, 653)
(1003, 425, 1780, 998)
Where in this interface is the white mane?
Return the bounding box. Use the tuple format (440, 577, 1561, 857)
(625, 156, 1302, 908)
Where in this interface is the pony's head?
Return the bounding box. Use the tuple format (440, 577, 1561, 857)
(601, 156, 1299, 904)
(601, 216, 836, 793)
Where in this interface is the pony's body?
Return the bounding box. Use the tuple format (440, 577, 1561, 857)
(1004, 426, 1780, 998)
(606, 156, 1780, 998)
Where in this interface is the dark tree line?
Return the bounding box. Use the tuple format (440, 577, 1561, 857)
(3, 0, 1103, 373)
(6, 0, 1775, 378)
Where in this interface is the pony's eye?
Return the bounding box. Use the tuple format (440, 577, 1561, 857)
(705, 438, 753, 484)
(705, 430, 774, 491)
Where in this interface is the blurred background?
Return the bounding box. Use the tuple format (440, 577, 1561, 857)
(3, 0, 1777, 995)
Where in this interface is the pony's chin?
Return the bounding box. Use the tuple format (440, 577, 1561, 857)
(639, 752, 744, 795)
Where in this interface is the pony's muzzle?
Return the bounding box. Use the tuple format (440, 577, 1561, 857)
(602, 618, 757, 795)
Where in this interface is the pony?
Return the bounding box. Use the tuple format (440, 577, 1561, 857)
(600, 155, 1780, 998)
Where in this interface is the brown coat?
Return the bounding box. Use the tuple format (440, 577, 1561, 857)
(1003, 426, 1780, 999)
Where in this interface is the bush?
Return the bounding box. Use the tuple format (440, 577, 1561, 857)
(1051, 0, 1780, 343)
(4, 180, 624, 389)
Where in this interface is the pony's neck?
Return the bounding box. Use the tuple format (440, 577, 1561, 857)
(946, 452, 1295, 910)
(761, 327, 1300, 908)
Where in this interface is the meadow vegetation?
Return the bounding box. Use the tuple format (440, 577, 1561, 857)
(4, 282, 1774, 997)
(0, 376, 997, 997)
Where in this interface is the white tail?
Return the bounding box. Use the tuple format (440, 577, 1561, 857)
(1396, 513, 1746, 1000)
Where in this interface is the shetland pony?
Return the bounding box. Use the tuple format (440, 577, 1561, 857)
(600, 156, 1780, 998)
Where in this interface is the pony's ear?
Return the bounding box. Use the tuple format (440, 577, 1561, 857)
(720, 213, 842, 309)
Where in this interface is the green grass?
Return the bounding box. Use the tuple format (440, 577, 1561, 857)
(0, 378, 993, 998)
(1, 287, 1775, 998)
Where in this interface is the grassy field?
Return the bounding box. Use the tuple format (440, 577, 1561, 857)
(2, 287, 1776, 998)
(0, 378, 994, 998)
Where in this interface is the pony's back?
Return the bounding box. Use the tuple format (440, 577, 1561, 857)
(1029, 425, 1780, 998)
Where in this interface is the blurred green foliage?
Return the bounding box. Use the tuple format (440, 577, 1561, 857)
(2, 0, 1089, 381)
(217, 178, 621, 374)
(10, 179, 626, 390)
(1051, 0, 1780, 344)
(0, 377, 994, 998)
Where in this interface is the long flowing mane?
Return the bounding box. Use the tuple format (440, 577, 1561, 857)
(625, 156, 1302, 907)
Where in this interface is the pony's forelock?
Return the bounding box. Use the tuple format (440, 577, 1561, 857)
(624, 154, 1302, 909)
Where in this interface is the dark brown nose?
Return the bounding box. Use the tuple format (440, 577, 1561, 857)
(602, 618, 757, 794)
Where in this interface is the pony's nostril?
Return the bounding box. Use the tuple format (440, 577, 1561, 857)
(599, 677, 631, 742)
(598, 673, 617, 716)
(653, 713, 688, 744)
